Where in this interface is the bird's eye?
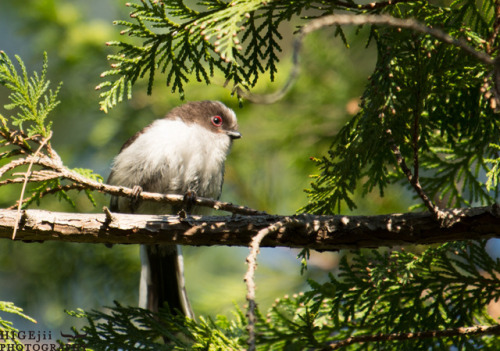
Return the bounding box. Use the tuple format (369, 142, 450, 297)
(211, 115, 223, 127)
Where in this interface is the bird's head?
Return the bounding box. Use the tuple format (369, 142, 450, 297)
(166, 100, 241, 141)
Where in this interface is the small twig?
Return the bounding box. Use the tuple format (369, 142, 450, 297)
(0, 130, 32, 154)
(387, 130, 438, 214)
(0, 158, 36, 179)
(0, 149, 25, 159)
(7, 183, 88, 210)
(412, 58, 423, 180)
(326, 324, 500, 350)
(486, 0, 500, 56)
(412, 120, 420, 180)
(102, 206, 115, 224)
(13, 169, 60, 182)
(12, 132, 52, 239)
(244, 220, 288, 351)
(0, 150, 267, 215)
(332, 0, 414, 10)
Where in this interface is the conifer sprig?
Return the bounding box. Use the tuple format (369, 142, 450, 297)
(97, 0, 276, 111)
(0, 52, 103, 208)
(0, 302, 36, 347)
(0, 51, 60, 138)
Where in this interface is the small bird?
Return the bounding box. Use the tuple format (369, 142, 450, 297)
(108, 100, 241, 317)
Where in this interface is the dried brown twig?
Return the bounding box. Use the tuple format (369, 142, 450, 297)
(244, 220, 290, 351)
(387, 130, 438, 214)
(12, 132, 52, 239)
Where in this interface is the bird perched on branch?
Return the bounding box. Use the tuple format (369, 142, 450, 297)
(108, 100, 241, 317)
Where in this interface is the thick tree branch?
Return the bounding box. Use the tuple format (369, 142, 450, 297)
(1, 205, 500, 248)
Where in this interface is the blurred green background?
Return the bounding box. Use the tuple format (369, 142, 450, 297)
(0, 0, 409, 333)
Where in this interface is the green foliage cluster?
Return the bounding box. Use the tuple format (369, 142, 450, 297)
(303, 0, 499, 214)
(97, 0, 285, 111)
(62, 304, 246, 350)
(0, 52, 103, 209)
(97, 0, 374, 112)
(255, 241, 500, 350)
(64, 241, 500, 350)
(300, 240, 500, 350)
(0, 51, 60, 138)
(0, 301, 36, 346)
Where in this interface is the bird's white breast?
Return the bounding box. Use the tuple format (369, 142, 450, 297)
(109, 118, 232, 214)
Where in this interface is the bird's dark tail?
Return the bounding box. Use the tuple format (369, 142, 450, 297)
(139, 244, 194, 318)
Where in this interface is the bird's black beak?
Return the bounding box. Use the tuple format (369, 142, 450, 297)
(227, 130, 242, 140)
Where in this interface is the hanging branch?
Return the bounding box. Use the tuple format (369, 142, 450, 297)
(299, 14, 494, 65)
(240, 13, 497, 106)
(244, 220, 291, 351)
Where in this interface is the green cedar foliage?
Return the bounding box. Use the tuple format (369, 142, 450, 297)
(64, 241, 500, 349)
(0, 301, 36, 346)
(62, 304, 247, 350)
(0, 52, 103, 208)
(303, 0, 499, 214)
(0, 52, 59, 138)
(96, 0, 325, 112)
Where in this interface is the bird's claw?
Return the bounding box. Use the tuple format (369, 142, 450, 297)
(130, 185, 143, 212)
(182, 190, 197, 215)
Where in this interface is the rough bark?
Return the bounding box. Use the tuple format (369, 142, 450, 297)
(1, 205, 500, 249)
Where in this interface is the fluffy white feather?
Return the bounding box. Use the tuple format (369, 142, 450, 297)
(110, 118, 232, 213)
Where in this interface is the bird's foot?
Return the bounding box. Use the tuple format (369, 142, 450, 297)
(178, 190, 197, 226)
(182, 189, 197, 215)
(130, 185, 143, 212)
